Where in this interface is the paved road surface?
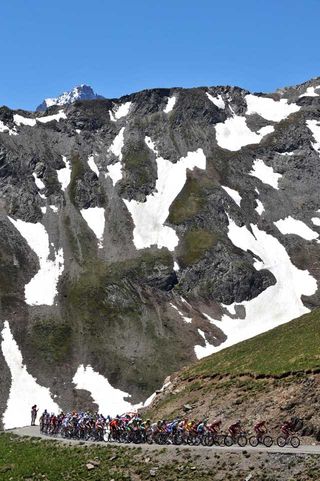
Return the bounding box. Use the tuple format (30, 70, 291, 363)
(7, 426, 320, 456)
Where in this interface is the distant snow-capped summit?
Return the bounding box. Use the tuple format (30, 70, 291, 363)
(36, 84, 104, 111)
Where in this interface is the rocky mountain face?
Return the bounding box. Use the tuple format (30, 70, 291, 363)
(36, 85, 104, 111)
(1, 78, 320, 428)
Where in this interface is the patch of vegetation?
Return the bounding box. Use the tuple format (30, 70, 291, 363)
(182, 309, 320, 379)
(168, 176, 206, 224)
(69, 153, 86, 205)
(29, 318, 72, 364)
(178, 229, 218, 266)
(121, 141, 155, 192)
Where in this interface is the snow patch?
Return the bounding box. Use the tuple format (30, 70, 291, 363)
(109, 101, 132, 121)
(41, 206, 46, 214)
(80, 207, 105, 247)
(88, 155, 99, 177)
(255, 199, 265, 215)
(124, 148, 206, 251)
(173, 261, 180, 271)
(1, 321, 60, 428)
(221, 186, 242, 207)
(0, 120, 17, 135)
(73, 365, 133, 416)
(311, 217, 320, 227)
(299, 86, 320, 97)
(306, 120, 320, 153)
(164, 96, 176, 113)
(250, 159, 282, 189)
(33, 173, 45, 190)
(194, 329, 216, 359)
(212, 219, 317, 352)
(8, 217, 64, 305)
(275, 216, 318, 240)
(206, 92, 225, 109)
(106, 127, 125, 185)
(57, 155, 71, 191)
(245, 94, 300, 121)
(14, 111, 66, 127)
(215, 116, 274, 151)
(49, 205, 58, 213)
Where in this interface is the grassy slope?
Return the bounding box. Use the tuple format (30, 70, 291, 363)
(1, 433, 320, 481)
(182, 309, 320, 379)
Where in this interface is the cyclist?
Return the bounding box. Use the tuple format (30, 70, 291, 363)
(228, 420, 242, 438)
(208, 419, 222, 434)
(281, 420, 293, 439)
(254, 420, 267, 440)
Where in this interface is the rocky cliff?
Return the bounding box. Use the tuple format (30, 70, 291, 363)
(1, 78, 320, 428)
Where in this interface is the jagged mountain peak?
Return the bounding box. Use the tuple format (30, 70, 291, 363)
(36, 84, 104, 111)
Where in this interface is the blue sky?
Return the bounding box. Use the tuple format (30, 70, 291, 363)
(1, 0, 319, 110)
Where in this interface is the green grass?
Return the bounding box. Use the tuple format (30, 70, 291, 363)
(178, 229, 218, 266)
(182, 309, 320, 379)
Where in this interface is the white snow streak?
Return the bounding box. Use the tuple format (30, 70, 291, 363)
(14, 110, 66, 127)
(80, 207, 105, 247)
(245, 94, 300, 121)
(275, 216, 318, 240)
(164, 96, 176, 113)
(212, 219, 317, 353)
(33, 173, 45, 190)
(306, 120, 320, 153)
(255, 199, 265, 215)
(106, 128, 125, 185)
(215, 116, 274, 151)
(145, 136, 158, 154)
(250, 159, 282, 189)
(221, 186, 242, 207)
(88, 155, 99, 177)
(124, 148, 206, 251)
(73, 365, 133, 416)
(173, 261, 180, 271)
(170, 303, 192, 324)
(206, 92, 225, 109)
(8, 217, 64, 305)
(194, 329, 216, 359)
(1, 321, 60, 428)
(57, 156, 71, 191)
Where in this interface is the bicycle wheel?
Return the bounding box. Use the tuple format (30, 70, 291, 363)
(263, 436, 273, 448)
(224, 436, 233, 446)
(206, 435, 215, 447)
(290, 436, 300, 448)
(173, 434, 183, 445)
(249, 436, 259, 447)
(193, 436, 201, 446)
(277, 436, 286, 447)
(237, 435, 247, 447)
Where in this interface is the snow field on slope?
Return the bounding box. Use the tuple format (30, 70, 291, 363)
(299, 86, 320, 97)
(33, 173, 45, 190)
(245, 94, 300, 121)
(221, 186, 242, 207)
(57, 156, 71, 191)
(274, 216, 318, 240)
(14, 111, 66, 127)
(250, 159, 282, 189)
(106, 127, 125, 185)
(1, 321, 60, 429)
(163, 96, 176, 113)
(73, 365, 134, 416)
(215, 116, 274, 151)
(206, 92, 225, 109)
(88, 155, 99, 177)
(306, 120, 320, 153)
(212, 219, 317, 353)
(80, 207, 105, 247)
(109, 101, 132, 121)
(8, 218, 64, 305)
(124, 145, 206, 251)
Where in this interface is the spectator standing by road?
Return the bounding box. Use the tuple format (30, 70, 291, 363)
(31, 405, 38, 426)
